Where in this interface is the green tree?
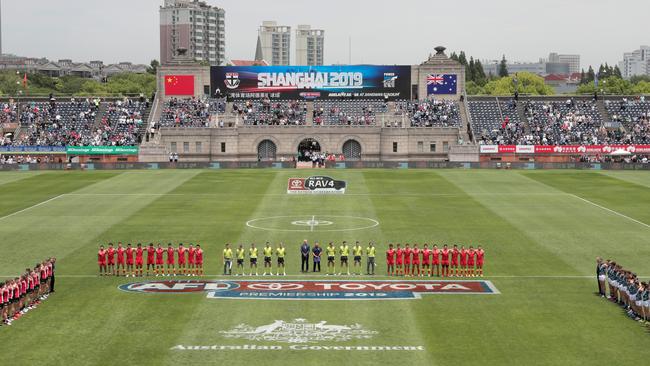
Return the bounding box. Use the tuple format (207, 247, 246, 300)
(474, 59, 487, 86)
(630, 75, 650, 84)
(458, 51, 468, 66)
(147, 60, 160, 75)
(483, 72, 553, 95)
(586, 66, 595, 84)
(467, 57, 476, 83)
(449, 52, 459, 62)
(465, 80, 484, 95)
(632, 81, 650, 94)
(613, 65, 622, 79)
(498, 55, 508, 77)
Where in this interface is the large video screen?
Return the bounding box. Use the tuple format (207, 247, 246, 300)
(211, 65, 411, 100)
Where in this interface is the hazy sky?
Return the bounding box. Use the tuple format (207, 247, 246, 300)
(3, 0, 648, 69)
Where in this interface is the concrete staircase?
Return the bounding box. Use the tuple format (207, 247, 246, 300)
(305, 101, 314, 126)
(458, 99, 472, 143)
(516, 101, 531, 133)
(596, 99, 610, 123)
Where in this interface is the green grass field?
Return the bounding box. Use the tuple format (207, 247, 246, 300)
(1, 169, 649, 366)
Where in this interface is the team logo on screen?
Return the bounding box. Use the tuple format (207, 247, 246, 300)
(120, 280, 499, 300)
(287, 176, 347, 194)
(383, 73, 398, 88)
(225, 73, 240, 89)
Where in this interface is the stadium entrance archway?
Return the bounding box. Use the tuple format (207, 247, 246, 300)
(342, 139, 362, 160)
(257, 140, 277, 161)
(298, 138, 321, 162)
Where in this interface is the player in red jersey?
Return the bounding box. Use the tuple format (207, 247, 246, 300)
(459, 245, 468, 277)
(476, 245, 485, 277)
(431, 245, 440, 277)
(116, 242, 126, 276)
(98, 245, 107, 276)
(155, 244, 164, 276)
(166, 244, 176, 276)
(411, 244, 421, 276)
(467, 245, 476, 277)
(395, 244, 404, 276)
(177, 243, 187, 275)
(146, 243, 155, 276)
(135, 243, 144, 277)
(421, 244, 431, 276)
(106, 243, 116, 276)
(403, 244, 412, 276)
(451, 245, 460, 277)
(195, 244, 204, 276)
(125, 243, 134, 277)
(187, 244, 196, 276)
(386, 244, 395, 276)
(440, 244, 450, 277)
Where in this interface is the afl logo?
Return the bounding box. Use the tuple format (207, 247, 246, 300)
(225, 73, 240, 89)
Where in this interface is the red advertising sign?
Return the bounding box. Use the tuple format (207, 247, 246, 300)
(480, 145, 650, 155)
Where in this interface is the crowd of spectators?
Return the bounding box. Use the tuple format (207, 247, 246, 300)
(98, 98, 148, 146)
(597, 258, 649, 323)
(524, 99, 605, 145)
(398, 99, 460, 127)
(233, 98, 307, 126)
(159, 98, 212, 128)
(14, 99, 100, 146)
(0, 100, 19, 125)
(313, 100, 387, 126)
(605, 97, 650, 144)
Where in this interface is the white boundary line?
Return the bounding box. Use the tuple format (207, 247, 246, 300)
(569, 194, 650, 229)
(0, 274, 619, 279)
(63, 192, 568, 197)
(0, 194, 64, 221)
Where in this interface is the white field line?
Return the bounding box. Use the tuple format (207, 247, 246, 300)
(0, 194, 64, 221)
(63, 192, 568, 197)
(0, 274, 624, 279)
(310, 215, 315, 232)
(569, 194, 650, 229)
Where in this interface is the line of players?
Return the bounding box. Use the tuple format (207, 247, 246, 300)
(1, 258, 55, 326)
(97, 243, 204, 277)
(386, 244, 485, 277)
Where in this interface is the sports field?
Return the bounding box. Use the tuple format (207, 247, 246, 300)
(1, 169, 649, 366)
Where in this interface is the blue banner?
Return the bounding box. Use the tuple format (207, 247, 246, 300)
(0, 146, 66, 153)
(212, 65, 411, 100)
(427, 74, 458, 95)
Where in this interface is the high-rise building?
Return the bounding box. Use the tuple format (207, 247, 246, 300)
(257, 21, 291, 66)
(548, 53, 580, 74)
(160, 0, 226, 66)
(295, 25, 324, 66)
(619, 46, 650, 78)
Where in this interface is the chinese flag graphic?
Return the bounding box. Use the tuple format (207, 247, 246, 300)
(164, 75, 195, 96)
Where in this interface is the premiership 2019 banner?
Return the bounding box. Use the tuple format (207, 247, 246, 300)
(65, 146, 139, 155)
(479, 145, 650, 155)
(0, 146, 66, 154)
(211, 65, 411, 100)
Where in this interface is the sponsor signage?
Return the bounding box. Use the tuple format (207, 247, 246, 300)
(288, 176, 347, 195)
(120, 280, 500, 300)
(479, 145, 650, 155)
(0, 146, 66, 154)
(66, 146, 139, 155)
(211, 65, 411, 100)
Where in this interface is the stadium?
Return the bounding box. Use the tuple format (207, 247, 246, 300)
(1, 1, 650, 366)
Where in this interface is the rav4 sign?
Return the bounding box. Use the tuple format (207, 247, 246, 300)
(119, 280, 500, 300)
(288, 176, 347, 194)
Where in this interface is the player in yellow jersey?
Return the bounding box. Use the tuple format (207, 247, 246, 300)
(222, 243, 233, 276)
(249, 243, 258, 276)
(235, 244, 246, 276)
(339, 241, 350, 276)
(352, 241, 363, 275)
(276, 243, 286, 276)
(326, 242, 336, 275)
(263, 242, 273, 276)
(366, 242, 376, 275)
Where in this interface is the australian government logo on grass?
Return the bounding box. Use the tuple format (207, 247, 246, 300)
(287, 176, 347, 194)
(119, 279, 500, 300)
(171, 318, 426, 352)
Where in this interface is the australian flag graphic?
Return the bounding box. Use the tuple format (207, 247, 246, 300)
(427, 74, 457, 95)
